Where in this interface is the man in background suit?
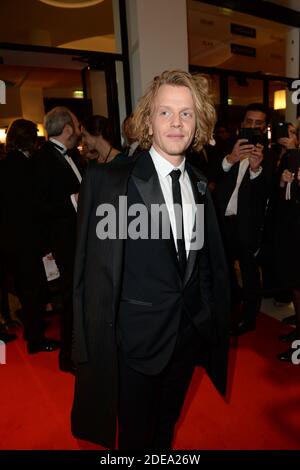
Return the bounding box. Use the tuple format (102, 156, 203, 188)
(35, 107, 82, 372)
(214, 103, 271, 336)
(0, 119, 59, 351)
(71, 70, 230, 449)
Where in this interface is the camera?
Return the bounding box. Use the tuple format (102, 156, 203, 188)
(239, 127, 263, 146)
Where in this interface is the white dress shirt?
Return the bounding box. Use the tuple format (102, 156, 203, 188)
(222, 156, 262, 216)
(150, 146, 196, 256)
(49, 138, 82, 211)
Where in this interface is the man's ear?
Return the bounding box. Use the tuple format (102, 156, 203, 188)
(147, 117, 153, 136)
(64, 123, 73, 137)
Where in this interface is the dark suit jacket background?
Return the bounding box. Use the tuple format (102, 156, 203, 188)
(71, 151, 230, 448)
(0, 150, 44, 278)
(215, 166, 270, 251)
(213, 134, 275, 245)
(34, 141, 82, 261)
(0, 150, 38, 253)
(0, 150, 46, 338)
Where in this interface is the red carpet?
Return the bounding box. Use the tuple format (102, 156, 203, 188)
(0, 313, 299, 450)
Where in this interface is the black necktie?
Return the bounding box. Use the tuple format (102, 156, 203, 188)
(170, 169, 187, 276)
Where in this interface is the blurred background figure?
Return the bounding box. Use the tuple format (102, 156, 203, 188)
(34, 107, 82, 372)
(80, 115, 121, 164)
(213, 121, 235, 156)
(0, 119, 58, 350)
(213, 103, 273, 336)
(121, 113, 139, 157)
(260, 122, 297, 305)
(268, 123, 300, 362)
(271, 122, 298, 169)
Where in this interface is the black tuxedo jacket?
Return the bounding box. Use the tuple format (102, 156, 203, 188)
(0, 150, 38, 253)
(34, 141, 82, 260)
(71, 151, 230, 448)
(0, 150, 45, 294)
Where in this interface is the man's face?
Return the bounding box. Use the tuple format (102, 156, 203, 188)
(242, 110, 266, 132)
(149, 84, 196, 161)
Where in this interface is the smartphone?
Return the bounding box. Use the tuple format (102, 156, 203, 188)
(275, 122, 289, 139)
(239, 128, 262, 146)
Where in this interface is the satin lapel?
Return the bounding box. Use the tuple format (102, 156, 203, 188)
(183, 164, 206, 286)
(131, 151, 178, 268)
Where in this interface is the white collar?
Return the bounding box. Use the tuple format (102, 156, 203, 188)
(17, 149, 30, 158)
(49, 138, 67, 154)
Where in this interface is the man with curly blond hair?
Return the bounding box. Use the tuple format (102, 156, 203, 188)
(71, 70, 230, 450)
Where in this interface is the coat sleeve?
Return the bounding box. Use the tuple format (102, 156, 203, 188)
(72, 164, 96, 364)
(205, 188, 231, 396)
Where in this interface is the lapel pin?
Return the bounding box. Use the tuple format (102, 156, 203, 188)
(197, 181, 207, 195)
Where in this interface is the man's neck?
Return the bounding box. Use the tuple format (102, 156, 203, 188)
(163, 155, 184, 167)
(152, 146, 184, 167)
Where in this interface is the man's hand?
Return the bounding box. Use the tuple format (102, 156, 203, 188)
(249, 143, 263, 172)
(226, 139, 254, 164)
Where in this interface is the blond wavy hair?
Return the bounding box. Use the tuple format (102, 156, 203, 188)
(131, 70, 216, 152)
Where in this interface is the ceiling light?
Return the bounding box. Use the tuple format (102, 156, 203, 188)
(274, 89, 286, 110)
(0, 128, 7, 144)
(37, 124, 45, 137)
(73, 90, 84, 98)
(38, 0, 104, 8)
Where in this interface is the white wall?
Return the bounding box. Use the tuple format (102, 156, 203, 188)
(126, 0, 189, 107)
(19, 87, 44, 124)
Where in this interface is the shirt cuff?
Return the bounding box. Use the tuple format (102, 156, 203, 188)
(70, 194, 78, 212)
(249, 166, 263, 179)
(222, 156, 234, 172)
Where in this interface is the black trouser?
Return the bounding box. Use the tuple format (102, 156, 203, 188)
(0, 249, 46, 342)
(118, 321, 201, 450)
(52, 247, 74, 361)
(223, 216, 261, 326)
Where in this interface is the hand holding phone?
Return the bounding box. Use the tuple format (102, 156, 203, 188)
(249, 143, 263, 172)
(226, 138, 254, 164)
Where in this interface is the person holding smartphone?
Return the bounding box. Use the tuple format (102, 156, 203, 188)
(275, 122, 298, 166)
(271, 129, 300, 362)
(214, 103, 273, 336)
